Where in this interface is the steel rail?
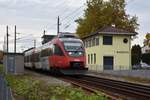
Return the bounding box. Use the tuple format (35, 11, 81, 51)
(60, 76, 120, 100)
(82, 75, 150, 94)
(25, 69, 150, 100)
(62, 75, 150, 100)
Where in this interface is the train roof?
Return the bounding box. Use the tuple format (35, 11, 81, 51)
(24, 32, 82, 54)
(58, 32, 79, 38)
(24, 47, 35, 56)
(23, 47, 35, 53)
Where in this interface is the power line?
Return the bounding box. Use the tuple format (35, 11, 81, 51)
(63, 7, 84, 30)
(45, 2, 86, 33)
(44, 0, 69, 31)
(45, 6, 84, 32)
(58, 7, 71, 17)
(60, 5, 84, 22)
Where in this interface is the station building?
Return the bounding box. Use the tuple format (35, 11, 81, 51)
(83, 26, 137, 71)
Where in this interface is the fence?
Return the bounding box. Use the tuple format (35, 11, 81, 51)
(87, 65, 131, 71)
(87, 65, 150, 79)
(0, 74, 13, 100)
(101, 70, 150, 79)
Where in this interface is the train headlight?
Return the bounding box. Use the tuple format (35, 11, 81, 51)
(68, 52, 73, 55)
(79, 52, 82, 55)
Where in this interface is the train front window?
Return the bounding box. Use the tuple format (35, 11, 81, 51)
(63, 41, 84, 57)
(64, 42, 83, 51)
(54, 44, 64, 56)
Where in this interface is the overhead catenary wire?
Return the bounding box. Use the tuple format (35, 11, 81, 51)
(44, 0, 72, 31)
(58, 7, 71, 18)
(42, 0, 66, 31)
(60, 5, 84, 22)
(63, 9, 84, 29)
(62, 0, 135, 30)
(60, 2, 86, 30)
(45, 6, 84, 32)
(8, 34, 41, 43)
(45, 1, 86, 30)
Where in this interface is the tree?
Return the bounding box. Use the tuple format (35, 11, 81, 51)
(141, 33, 150, 64)
(0, 50, 4, 63)
(76, 0, 139, 38)
(131, 45, 141, 65)
(144, 33, 150, 47)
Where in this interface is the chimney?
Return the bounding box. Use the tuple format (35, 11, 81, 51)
(111, 24, 116, 27)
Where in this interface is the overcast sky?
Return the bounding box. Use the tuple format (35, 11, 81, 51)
(0, 0, 150, 52)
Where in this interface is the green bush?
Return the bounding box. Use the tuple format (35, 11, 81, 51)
(0, 64, 4, 74)
(131, 45, 142, 65)
(132, 54, 141, 65)
(142, 53, 150, 65)
(6, 75, 107, 100)
(48, 86, 107, 100)
(6, 75, 49, 100)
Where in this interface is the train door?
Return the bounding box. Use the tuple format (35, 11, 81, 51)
(34, 52, 41, 69)
(41, 48, 49, 70)
(31, 52, 35, 68)
(53, 44, 65, 67)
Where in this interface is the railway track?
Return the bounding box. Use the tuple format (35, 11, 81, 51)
(61, 75, 150, 100)
(26, 69, 150, 100)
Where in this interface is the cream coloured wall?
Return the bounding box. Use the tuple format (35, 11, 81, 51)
(85, 35, 131, 70)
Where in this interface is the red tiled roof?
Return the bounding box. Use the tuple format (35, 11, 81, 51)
(98, 26, 137, 35)
(83, 26, 138, 39)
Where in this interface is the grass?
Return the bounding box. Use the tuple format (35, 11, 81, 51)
(6, 74, 107, 100)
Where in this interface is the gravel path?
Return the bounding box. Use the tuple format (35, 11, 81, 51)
(24, 69, 70, 86)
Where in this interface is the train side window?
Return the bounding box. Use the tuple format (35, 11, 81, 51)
(27, 56, 29, 62)
(94, 53, 96, 64)
(34, 53, 40, 62)
(91, 54, 93, 64)
(25, 56, 27, 62)
(41, 50, 44, 57)
(54, 44, 64, 56)
(34, 53, 37, 62)
(31, 54, 34, 62)
(42, 49, 46, 57)
(29, 55, 32, 62)
(37, 53, 40, 61)
(48, 48, 53, 56)
(41, 48, 52, 57)
(88, 54, 90, 64)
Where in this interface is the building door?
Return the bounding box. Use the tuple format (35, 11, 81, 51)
(103, 56, 113, 70)
(7, 57, 15, 73)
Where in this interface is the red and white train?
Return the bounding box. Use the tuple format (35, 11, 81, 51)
(24, 32, 88, 74)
